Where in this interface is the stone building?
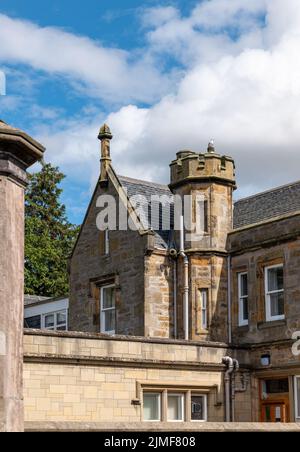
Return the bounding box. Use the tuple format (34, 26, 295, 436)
(67, 125, 300, 425)
(1, 118, 300, 430)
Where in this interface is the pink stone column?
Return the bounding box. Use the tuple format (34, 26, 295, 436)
(0, 120, 45, 432)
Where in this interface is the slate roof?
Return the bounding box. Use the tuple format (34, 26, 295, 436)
(24, 295, 51, 307)
(233, 181, 300, 229)
(118, 176, 300, 247)
(24, 295, 69, 307)
(119, 176, 174, 249)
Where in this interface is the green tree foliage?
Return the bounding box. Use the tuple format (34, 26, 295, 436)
(25, 163, 79, 297)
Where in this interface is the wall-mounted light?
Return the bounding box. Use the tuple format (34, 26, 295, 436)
(261, 354, 271, 366)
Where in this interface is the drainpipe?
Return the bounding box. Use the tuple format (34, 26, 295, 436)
(179, 215, 189, 341)
(173, 260, 177, 339)
(231, 359, 239, 422)
(227, 255, 232, 344)
(222, 356, 234, 422)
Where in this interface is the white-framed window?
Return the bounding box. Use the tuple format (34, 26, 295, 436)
(199, 289, 208, 330)
(100, 285, 116, 334)
(167, 393, 184, 422)
(238, 272, 249, 326)
(191, 394, 208, 422)
(294, 376, 300, 422)
(42, 310, 68, 331)
(265, 264, 285, 322)
(142, 390, 208, 422)
(143, 393, 161, 422)
(105, 229, 110, 255)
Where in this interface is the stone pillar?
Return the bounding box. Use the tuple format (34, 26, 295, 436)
(0, 120, 45, 432)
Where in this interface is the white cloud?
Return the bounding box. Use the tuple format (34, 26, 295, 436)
(34, 0, 300, 202)
(141, 6, 179, 28)
(3, 0, 300, 206)
(0, 14, 172, 104)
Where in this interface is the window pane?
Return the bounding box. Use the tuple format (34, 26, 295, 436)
(103, 287, 115, 309)
(25, 315, 41, 329)
(57, 312, 66, 325)
(198, 200, 208, 233)
(45, 314, 54, 328)
(200, 289, 208, 329)
(243, 298, 249, 321)
(168, 394, 183, 421)
(240, 274, 248, 297)
(144, 394, 160, 421)
(265, 379, 289, 394)
(104, 309, 115, 333)
(268, 267, 283, 292)
(270, 292, 284, 317)
(191, 395, 205, 421)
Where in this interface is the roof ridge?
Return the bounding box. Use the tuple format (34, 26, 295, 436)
(235, 179, 300, 205)
(118, 175, 170, 191)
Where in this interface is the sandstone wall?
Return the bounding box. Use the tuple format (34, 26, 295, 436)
(69, 178, 150, 336)
(23, 331, 252, 424)
(229, 216, 300, 345)
(144, 252, 175, 338)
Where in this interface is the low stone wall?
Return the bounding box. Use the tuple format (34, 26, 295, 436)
(25, 421, 300, 432)
(23, 330, 252, 423)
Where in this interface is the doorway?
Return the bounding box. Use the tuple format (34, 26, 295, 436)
(260, 378, 290, 423)
(261, 401, 289, 422)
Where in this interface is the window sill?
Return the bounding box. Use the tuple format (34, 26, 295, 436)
(236, 325, 249, 332)
(258, 319, 286, 330)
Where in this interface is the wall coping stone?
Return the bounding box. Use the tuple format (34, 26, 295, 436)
(25, 422, 300, 432)
(24, 329, 232, 349)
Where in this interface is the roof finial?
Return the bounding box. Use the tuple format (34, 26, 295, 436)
(98, 123, 113, 141)
(98, 124, 113, 184)
(207, 139, 215, 153)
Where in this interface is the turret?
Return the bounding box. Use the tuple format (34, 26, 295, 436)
(170, 142, 236, 251)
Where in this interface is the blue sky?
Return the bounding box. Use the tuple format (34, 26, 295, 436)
(1, 0, 300, 224)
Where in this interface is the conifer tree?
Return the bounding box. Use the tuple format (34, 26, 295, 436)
(25, 163, 79, 297)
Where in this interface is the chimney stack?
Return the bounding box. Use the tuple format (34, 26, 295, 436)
(98, 124, 113, 184)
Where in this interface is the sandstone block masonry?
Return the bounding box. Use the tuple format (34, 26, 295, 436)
(23, 330, 252, 425)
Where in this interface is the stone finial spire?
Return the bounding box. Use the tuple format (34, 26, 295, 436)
(207, 140, 215, 153)
(98, 124, 113, 184)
